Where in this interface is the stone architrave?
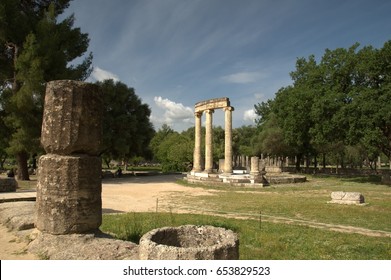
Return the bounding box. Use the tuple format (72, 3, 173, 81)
(204, 109, 214, 173)
(36, 80, 103, 235)
(41, 80, 103, 156)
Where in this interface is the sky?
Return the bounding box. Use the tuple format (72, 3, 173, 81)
(63, 0, 391, 131)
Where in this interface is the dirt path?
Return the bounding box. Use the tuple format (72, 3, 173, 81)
(0, 225, 38, 260)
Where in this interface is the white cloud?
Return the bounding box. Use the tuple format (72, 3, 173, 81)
(91, 67, 119, 82)
(153, 96, 194, 125)
(243, 109, 257, 123)
(221, 71, 264, 84)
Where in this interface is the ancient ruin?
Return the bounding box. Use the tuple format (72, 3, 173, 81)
(186, 97, 305, 186)
(36, 80, 103, 234)
(139, 225, 239, 260)
(192, 97, 234, 174)
(329, 191, 366, 205)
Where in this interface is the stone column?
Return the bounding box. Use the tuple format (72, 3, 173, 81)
(204, 109, 214, 173)
(250, 156, 260, 176)
(192, 112, 203, 172)
(36, 80, 103, 234)
(224, 106, 234, 173)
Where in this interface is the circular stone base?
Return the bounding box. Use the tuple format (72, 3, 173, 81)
(139, 225, 239, 260)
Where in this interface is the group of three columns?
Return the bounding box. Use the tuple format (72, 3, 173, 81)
(192, 106, 234, 174)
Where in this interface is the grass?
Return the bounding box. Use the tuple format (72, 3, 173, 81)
(100, 212, 391, 260)
(175, 175, 391, 232)
(100, 174, 391, 259)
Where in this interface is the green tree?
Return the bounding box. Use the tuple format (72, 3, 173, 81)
(149, 124, 175, 159)
(352, 41, 391, 163)
(151, 127, 193, 172)
(232, 125, 258, 156)
(0, 0, 92, 179)
(98, 79, 154, 167)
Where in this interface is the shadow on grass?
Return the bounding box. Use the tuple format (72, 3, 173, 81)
(313, 174, 384, 185)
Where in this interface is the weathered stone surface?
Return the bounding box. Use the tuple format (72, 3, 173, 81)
(0, 201, 35, 230)
(41, 80, 103, 156)
(330, 191, 365, 205)
(36, 154, 102, 234)
(28, 231, 139, 260)
(139, 225, 239, 260)
(0, 178, 17, 192)
(195, 97, 230, 112)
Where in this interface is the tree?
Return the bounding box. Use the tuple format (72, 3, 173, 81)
(150, 125, 193, 172)
(254, 40, 391, 170)
(352, 41, 391, 163)
(0, 0, 92, 179)
(98, 79, 155, 167)
(149, 124, 175, 159)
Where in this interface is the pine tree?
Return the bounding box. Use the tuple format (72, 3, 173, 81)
(0, 0, 92, 180)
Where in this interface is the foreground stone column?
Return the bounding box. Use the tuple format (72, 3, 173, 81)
(192, 112, 202, 172)
(36, 80, 103, 234)
(224, 106, 234, 173)
(204, 109, 214, 173)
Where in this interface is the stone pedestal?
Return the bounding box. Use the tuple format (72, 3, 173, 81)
(36, 155, 102, 234)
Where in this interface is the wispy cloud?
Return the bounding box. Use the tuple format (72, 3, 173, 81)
(221, 71, 265, 84)
(90, 66, 119, 82)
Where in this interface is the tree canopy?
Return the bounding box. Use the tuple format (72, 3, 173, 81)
(98, 79, 155, 167)
(0, 0, 92, 179)
(254, 41, 391, 169)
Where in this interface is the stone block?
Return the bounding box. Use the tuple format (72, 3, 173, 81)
(36, 154, 102, 234)
(330, 191, 365, 205)
(0, 178, 17, 192)
(41, 80, 103, 156)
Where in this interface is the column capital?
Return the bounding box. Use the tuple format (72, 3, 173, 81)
(195, 111, 203, 117)
(205, 109, 215, 114)
(224, 106, 235, 112)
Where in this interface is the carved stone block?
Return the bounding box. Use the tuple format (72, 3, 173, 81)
(41, 80, 103, 156)
(36, 154, 102, 234)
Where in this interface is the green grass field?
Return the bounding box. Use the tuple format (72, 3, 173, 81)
(100, 175, 391, 260)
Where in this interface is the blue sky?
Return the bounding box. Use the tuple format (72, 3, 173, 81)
(64, 0, 391, 131)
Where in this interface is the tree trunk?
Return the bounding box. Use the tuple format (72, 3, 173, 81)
(16, 151, 30, 180)
(322, 153, 326, 169)
(295, 154, 302, 171)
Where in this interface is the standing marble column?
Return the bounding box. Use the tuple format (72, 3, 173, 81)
(224, 106, 234, 173)
(204, 109, 214, 173)
(192, 112, 203, 172)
